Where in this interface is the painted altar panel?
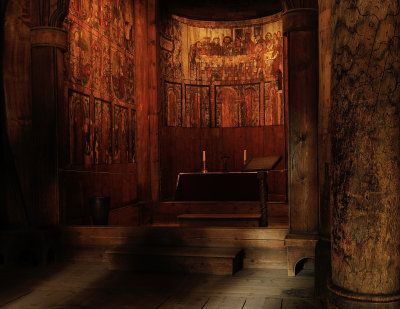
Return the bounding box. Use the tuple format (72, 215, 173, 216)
(215, 83, 261, 127)
(94, 98, 112, 164)
(184, 85, 211, 128)
(165, 81, 182, 127)
(215, 86, 240, 127)
(241, 84, 261, 127)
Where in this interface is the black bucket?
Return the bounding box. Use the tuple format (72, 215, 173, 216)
(89, 196, 110, 225)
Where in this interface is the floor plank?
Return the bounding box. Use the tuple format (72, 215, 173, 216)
(159, 294, 210, 309)
(282, 298, 322, 309)
(0, 262, 320, 308)
(243, 297, 282, 309)
(204, 296, 246, 309)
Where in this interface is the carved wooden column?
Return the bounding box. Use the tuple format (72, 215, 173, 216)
(283, 1, 319, 276)
(30, 1, 69, 226)
(328, 1, 400, 307)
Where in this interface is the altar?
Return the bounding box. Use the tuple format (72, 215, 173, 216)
(173, 156, 282, 227)
(175, 172, 260, 201)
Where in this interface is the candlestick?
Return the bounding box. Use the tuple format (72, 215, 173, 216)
(244, 149, 247, 166)
(202, 150, 207, 173)
(202, 160, 208, 173)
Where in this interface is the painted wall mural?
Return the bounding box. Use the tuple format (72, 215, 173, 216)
(164, 81, 183, 127)
(160, 14, 283, 128)
(184, 85, 211, 128)
(216, 84, 261, 127)
(114, 105, 129, 163)
(94, 98, 112, 164)
(65, 0, 135, 165)
(69, 90, 91, 165)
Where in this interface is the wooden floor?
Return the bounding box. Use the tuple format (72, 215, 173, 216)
(0, 262, 322, 308)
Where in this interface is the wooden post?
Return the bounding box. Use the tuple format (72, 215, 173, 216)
(30, 25, 67, 226)
(328, 0, 400, 307)
(282, 1, 319, 276)
(135, 0, 159, 203)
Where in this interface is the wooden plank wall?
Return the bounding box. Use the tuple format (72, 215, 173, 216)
(59, 164, 137, 225)
(160, 126, 287, 200)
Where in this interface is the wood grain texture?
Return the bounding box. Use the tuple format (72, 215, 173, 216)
(59, 165, 137, 225)
(60, 226, 288, 250)
(330, 0, 400, 299)
(0, 262, 319, 307)
(135, 0, 151, 201)
(318, 0, 332, 239)
(286, 17, 318, 233)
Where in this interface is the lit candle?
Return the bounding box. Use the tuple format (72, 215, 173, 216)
(203, 150, 206, 161)
(244, 149, 247, 162)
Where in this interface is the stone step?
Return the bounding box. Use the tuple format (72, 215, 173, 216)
(177, 213, 262, 227)
(104, 246, 244, 275)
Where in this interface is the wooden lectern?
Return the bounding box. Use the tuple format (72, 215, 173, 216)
(243, 156, 281, 227)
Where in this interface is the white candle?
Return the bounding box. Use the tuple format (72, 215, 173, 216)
(203, 150, 206, 161)
(244, 149, 247, 162)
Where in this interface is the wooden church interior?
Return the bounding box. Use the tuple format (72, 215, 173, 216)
(1, 0, 399, 308)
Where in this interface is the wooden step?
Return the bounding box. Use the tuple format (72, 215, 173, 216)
(60, 226, 288, 249)
(177, 213, 261, 227)
(244, 248, 287, 269)
(104, 246, 244, 275)
(154, 201, 288, 225)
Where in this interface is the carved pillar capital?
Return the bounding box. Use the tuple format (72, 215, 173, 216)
(30, 26, 67, 50)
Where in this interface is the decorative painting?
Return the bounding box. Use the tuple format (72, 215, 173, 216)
(165, 81, 182, 127)
(94, 98, 112, 164)
(264, 81, 283, 125)
(215, 84, 261, 127)
(65, 0, 134, 102)
(64, 0, 135, 165)
(160, 14, 283, 128)
(184, 85, 211, 128)
(69, 90, 91, 165)
(114, 105, 129, 163)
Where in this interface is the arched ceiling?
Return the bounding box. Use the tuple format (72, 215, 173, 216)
(160, 0, 282, 21)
